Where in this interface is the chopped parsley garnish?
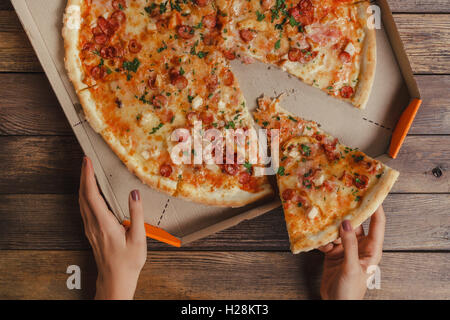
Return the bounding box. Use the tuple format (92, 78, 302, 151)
(157, 41, 168, 53)
(301, 144, 311, 156)
(144, 4, 157, 15)
(256, 10, 266, 21)
(274, 39, 281, 50)
(122, 58, 140, 80)
(277, 166, 285, 176)
(225, 121, 235, 129)
(288, 115, 298, 122)
(123, 58, 140, 73)
(289, 16, 300, 27)
(159, 1, 168, 14)
(150, 123, 164, 134)
(243, 161, 252, 173)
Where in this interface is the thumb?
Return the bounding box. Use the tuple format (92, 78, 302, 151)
(127, 189, 146, 243)
(340, 220, 360, 272)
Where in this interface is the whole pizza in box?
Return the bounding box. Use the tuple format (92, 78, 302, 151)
(63, 0, 398, 253)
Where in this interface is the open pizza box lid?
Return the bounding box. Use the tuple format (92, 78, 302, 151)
(12, 0, 421, 247)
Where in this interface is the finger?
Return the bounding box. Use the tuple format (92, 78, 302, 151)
(80, 157, 115, 227)
(355, 225, 365, 237)
(368, 206, 386, 247)
(317, 242, 334, 253)
(79, 157, 91, 229)
(340, 220, 360, 271)
(127, 190, 146, 243)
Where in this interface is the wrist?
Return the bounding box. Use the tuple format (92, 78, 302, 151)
(95, 271, 140, 300)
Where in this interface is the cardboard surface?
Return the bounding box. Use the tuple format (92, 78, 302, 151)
(12, 0, 418, 245)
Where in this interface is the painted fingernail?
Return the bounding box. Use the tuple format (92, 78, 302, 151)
(342, 220, 352, 232)
(131, 190, 140, 201)
(82, 156, 87, 166)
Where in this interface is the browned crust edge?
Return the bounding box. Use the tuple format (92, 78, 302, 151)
(290, 168, 399, 254)
(351, 1, 377, 109)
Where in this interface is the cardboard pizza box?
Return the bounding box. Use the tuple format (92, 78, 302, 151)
(11, 0, 421, 247)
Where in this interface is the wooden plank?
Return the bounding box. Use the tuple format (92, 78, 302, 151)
(0, 74, 71, 135)
(389, 136, 450, 193)
(394, 14, 450, 74)
(0, 136, 83, 194)
(1, 74, 449, 136)
(0, 10, 450, 73)
(0, 194, 448, 251)
(0, 135, 448, 194)
(0, 250, 447, 299)
(0, 11, 41, 72)
(387, 0, 450, 13)
(409, 75, 450, 135)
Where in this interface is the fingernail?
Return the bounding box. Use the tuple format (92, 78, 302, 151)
(82, 156, 87, 166)
(342, 220, 352, 232)
(131, 190, 140, 201)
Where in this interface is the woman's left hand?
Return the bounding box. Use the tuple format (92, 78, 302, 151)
(79, 156, 147, 300)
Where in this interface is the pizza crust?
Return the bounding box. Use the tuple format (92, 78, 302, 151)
(290, 167, 399, 254)
(351, 1, 377, 109)
(176, 180, 274, 207)
(62, 0, 89, 92)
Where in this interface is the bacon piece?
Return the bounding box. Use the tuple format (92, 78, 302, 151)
(203, 32, 220, 46)
(238, 171, 251, 184)
(282, 189, 295, 201)
(148, 75, 158, 89)
(288, 47, 317, 63)
(340, 171, 354, 187)
(195, 0, 210, 7)
(92, 26, 103, 36)
(172, 75, 188, 90)
(202, 14, 217, 29)
(354, 175, 369, 189)
(261, 0, 274, 11)
(159, 109, 174, 123)
(177, 25, 194, 39)
(340, 86, 354, 99)
(94, 34, 108, 45)
(339, 51, 351, 63)
(289, 0, 314, 26)
(112, 0, 126, 11)
(128, 39, 142, 53)
(152, 94, 168, 108)
(224, 164, 239, 176)
(160, 164, 173, 177)
(200, 112, 214, 125)
(82, 42, 95, 51)
(222, 49, 236, 60)
(239, 29, 256, 43)
(100, 46, 118, 59)
(223, 70, 234, 86)
(111, 10, 126, 25)
(205, 74, 219, 92)
(186, 111, 198, 123)
(90, 66, 105, 80)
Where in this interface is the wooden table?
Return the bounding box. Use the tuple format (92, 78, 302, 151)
(0, 0, 449, 300)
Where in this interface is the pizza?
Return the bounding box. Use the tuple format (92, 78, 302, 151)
(218, 0, 376, 108)
(254, 96, 399, 253)
(62, 1, 383, 213)
(63, 0, 274, 206)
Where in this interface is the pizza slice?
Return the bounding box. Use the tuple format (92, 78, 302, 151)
(219, 0, 376, 109)
(254, 96, 399, 253)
